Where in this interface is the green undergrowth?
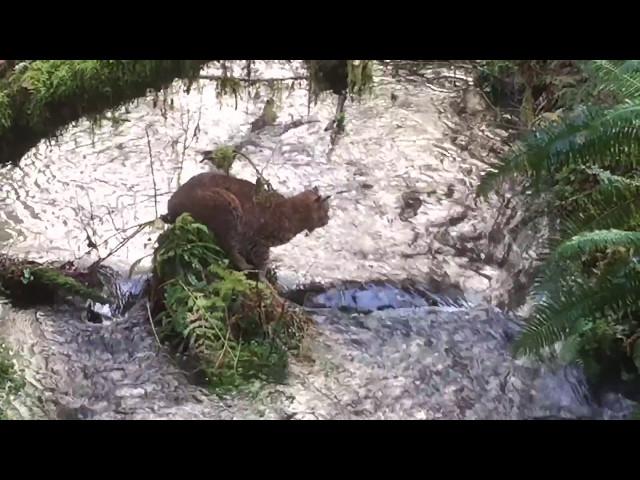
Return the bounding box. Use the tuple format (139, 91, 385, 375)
(151, 214, 309, 393)
(0, 60, 208, 163)
(474, 60, 585, 129)
(0, 342, 25, 420)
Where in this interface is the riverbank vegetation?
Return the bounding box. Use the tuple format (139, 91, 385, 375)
(477, 60, 640, 395)
(0, 59, 375, 397)
(149, 214, 310, 392)
(0, 342, 24, 419)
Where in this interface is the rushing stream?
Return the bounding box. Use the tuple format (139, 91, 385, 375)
(0, 61, 636, 419)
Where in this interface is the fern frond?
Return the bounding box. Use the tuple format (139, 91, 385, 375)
(516, 260, 640, 356)
(553, 230, 640, 262)
(585, 60, 640, 103)
(516, 275, 593, 355)
(477, 103, 640, 197)
(558, 168, 640, 238)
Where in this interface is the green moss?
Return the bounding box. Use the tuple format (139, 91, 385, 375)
(204, 146, 237, 174)
(0, 343, 25, 420)
(151, 214, 308, 393)
(0, 90, 11, 130)
(0, 256, 109, 306)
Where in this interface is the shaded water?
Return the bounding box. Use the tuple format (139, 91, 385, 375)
(0, 61, 636, 419)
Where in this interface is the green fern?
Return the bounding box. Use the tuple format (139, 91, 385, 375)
(479, 61, 640, 388)
(583, 60, 640, 103)
(516, 258, 640, 358)
(477, 103, 640, 197)
(152, 214, 308, 392)
(555, 167, 640, 239)
(552, 230, 640, 263)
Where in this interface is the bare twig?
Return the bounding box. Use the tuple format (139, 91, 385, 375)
(145, 126, 159, 219)
(74, 187, 99, 253)
(92, 224, 147, 268)
(86, 218, 157, 254)
(232, 149, 272, 188)
(176, 107, 191, 188)
(259, 140, 282, 178)
(146, 300, 162, 347)
(105, 206, 126, 243)
(423, 74, 471, 93)
(327, 93, 348, 159)
(280, 117, 321, 135)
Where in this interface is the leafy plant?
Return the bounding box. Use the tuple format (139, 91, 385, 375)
(151, 214, 309, 392)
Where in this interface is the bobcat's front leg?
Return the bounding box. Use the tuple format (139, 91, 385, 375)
(228, 249, 255, 273)
(248, 242, 270, 284)
(231, 249, 267, 283)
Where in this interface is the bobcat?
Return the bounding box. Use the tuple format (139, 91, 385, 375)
(161, 172, 331, 281)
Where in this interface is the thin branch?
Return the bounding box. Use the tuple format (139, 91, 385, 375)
(260, 140, 282, 178)
(105, 206, 126, 243)
(89, 223, 148, 270)
(232, 149, 271, 187)
(145, 126, 159, 219)
(146, 300, 162, 348)
(280, 117, 321, 135)
(199, 74, 308, 83)
(176, 107, 191, 188)
(327, 93, 347, 159)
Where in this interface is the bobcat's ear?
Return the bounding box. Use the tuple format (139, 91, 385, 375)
(312, 186, 319, 194)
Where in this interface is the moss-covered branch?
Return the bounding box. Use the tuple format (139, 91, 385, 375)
(0, 254, 108, 306)
(0, 60, 210, 164)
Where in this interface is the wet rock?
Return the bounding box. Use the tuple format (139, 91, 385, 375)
(457, 87, 487, 115)
(399, 191, 423, 221)
(445, 184, 455, 198)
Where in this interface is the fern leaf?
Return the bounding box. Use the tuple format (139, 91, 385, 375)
(558, 168, 640, 239)
(516, 260, 640, 356)
(477, 103, 640, 197)
(553, 230, 640, 262)
(586, 60, 640, 102)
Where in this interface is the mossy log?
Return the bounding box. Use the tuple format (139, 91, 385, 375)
(0, 254, 108, 307)
(0, 60, 210, 164)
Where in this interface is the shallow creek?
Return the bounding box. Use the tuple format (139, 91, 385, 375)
(0, 61, 635, 419)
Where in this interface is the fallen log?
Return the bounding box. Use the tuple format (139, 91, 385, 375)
(0, 60, 210, 164)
